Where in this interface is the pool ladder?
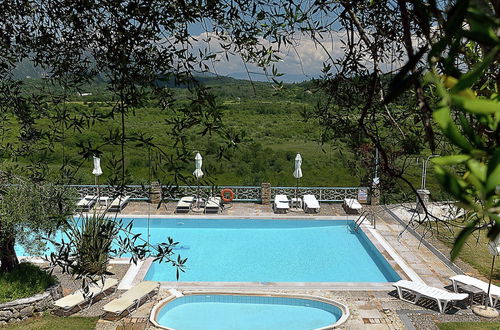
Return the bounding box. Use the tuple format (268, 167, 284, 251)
(354, 210, 376, 232)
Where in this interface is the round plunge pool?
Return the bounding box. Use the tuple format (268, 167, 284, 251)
(150, 292, 349, 330)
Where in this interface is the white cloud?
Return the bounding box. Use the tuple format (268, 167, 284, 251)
(187, 30, 407, 82)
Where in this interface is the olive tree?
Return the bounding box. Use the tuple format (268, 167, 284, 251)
(0, 177, 75, 272)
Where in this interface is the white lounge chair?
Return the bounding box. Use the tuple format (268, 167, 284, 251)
(393, 280, 468, 313)
(450, 275, 500, 307)
(53, 278, 118, 316)
(102, 281, 159, 320)
(76, 195, 97, 211)
(108, 195, 130, 212)
(303, 195, 320, 213)
(175, 196, 195, 213)
(204, 196, 222, 214)
(273, 194, 290, 214)
(343, 198, 362, 214)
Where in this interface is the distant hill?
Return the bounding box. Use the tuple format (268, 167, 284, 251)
(11, 59, 310, 83)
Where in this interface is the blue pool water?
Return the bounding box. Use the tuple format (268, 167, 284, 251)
(156, 294, 344, 330)
(16, 218, 400, 282)
(143, 218, 400, 282)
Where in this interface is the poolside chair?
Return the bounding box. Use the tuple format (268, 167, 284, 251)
(108, 195, 131, 212)
(175, 196, 195, 213)
(204, 196, 222, 214)
(393, 280, 468, 313)
(76, 195, 97, 212)
(53, 278, 118, 316)
(343, 198, 362, 214)
(273, 194, 290, 214)
(450, 275, 500, 307)
(302, 195, 320, 213)
(102, 281, 160, 320)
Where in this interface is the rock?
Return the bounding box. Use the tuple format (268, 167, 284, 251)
(20, 305, 35, 317)
(0, 310, 13, 320)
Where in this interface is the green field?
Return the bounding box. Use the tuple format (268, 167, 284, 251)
(2, 77, 441, 201)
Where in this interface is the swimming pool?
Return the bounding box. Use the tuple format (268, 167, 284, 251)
(16, 217, 401, 283)
(141, 218, 400, 282)
(151, 293, 349, 330)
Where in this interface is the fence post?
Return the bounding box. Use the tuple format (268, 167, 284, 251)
(149, 182, 161, 203)
(261, 183, 271, 205)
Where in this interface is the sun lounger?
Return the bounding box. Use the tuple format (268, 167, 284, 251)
(175, 196, 195, 213)
(273, 194, 290, 214)
(108, 195, 130, 212)
(343, 198, 362, 214)
(53, 278, 118, 316)
(303, 195, 320, 213)
(76, 195, 97, 211)
(102, 281, 159, 320)
(205, 196, 222, 214)
(450, 275, 500, 307)
(393, 280, 468, 313)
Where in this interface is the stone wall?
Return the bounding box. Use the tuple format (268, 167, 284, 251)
(0, 284, 62, 325)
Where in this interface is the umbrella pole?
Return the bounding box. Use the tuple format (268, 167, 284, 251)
(95, 175, 99, 198)
(486, 254, 496, 307)
(296, 178, 299, 209)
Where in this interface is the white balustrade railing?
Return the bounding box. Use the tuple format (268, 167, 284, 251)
(71, 185, 370, 203)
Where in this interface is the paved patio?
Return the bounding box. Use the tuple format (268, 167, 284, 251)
(75, 201, 499, 329)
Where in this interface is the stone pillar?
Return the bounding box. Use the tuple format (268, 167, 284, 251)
(370, 186, 380, 205)
(261, 182, 271, 205)
(149, 182, 162, 204)
(416, 189, 430, 213)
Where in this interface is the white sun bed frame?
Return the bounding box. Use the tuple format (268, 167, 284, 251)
(204, 196, 222, 214)
(302, 194, 320, 213)
(450, 275, 500, 307)
(343, 198, 362, 214)
(76, 195, 97, 211)
(273, 194, 290, 214)
(108, 195, 131, 212)
(175, 196, 195, 213)
(102, 281, 160, 320)
(393, 280, 468, 313)
(53, 278, 118, 316)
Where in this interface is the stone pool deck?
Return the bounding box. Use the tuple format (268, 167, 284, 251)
(75, 202, 499, 329)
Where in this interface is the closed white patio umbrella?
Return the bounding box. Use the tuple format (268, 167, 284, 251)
(293, 153, 303, 208)
(92, 156, 103, 197)
(193, 153, 203, 207)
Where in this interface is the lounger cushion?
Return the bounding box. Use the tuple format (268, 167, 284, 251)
(102, 281, 159, 314)
(344, 198, 362, 209)
(303, 195, 320, 209)
(54, 278, 118, 309)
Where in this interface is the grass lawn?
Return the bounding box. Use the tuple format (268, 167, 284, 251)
(437, 322, 500, 330)
(0, 263, 56, 304)
(432, 223, 500, 284)
(1, 315, 99, 330)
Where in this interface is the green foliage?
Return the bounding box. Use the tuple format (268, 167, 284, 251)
(0, 180, 76, 256)
(0, 263, 56, 303)
(67, 215, 119, 276)
(426, 2, 500, 259)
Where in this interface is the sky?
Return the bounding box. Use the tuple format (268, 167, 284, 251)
(188, 31, 343, 83)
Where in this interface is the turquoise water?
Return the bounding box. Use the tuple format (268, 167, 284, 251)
(16, 218, 400, 282)
(143, 218, 400, 282)
(156, 295, 343, 330)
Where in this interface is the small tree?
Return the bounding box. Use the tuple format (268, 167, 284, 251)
(0, 178, 75, 272)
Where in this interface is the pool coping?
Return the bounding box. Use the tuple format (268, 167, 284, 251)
(149, 290, 350, 329)
(114, 215, 420, 291)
